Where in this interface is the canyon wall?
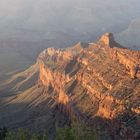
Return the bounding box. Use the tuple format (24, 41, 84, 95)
(37, 33, 140, 139)
(99, 33, 140, 79)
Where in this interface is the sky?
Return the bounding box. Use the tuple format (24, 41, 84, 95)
(0, 0, 140, 46)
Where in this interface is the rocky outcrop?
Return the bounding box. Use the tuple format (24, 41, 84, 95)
(1, 33, 139, 139)
(99, 33, 115, 47)
(98, 33, 140, 79)
(37, 33, 140, 139)
(38, 33, 140, 115)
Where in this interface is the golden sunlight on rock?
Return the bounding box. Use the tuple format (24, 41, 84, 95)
(0, 33, 140, 139)
(58, 89, 69, 105)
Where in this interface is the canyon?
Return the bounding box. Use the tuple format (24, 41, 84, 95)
(0, 33, 140, 140)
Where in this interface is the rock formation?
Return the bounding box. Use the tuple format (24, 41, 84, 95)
(37, 33, 140, 139)
(0, 33, 140, 140)
(98, 33, 140, 79)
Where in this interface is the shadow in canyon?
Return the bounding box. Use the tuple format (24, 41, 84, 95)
(0, 97, 140, 140)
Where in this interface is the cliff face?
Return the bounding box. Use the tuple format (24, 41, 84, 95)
(0, 33, 139, 139)
(38, 33, 140, 139)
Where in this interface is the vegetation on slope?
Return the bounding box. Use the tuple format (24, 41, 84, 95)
(0, 122, 97, 140)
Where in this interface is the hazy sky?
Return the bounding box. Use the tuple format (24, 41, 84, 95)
(0, 0, 140, 45)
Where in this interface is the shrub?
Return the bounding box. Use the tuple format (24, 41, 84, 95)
(3, 123, 97, 140)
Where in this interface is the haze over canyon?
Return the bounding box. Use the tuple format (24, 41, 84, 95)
(0, 0, 140, 140)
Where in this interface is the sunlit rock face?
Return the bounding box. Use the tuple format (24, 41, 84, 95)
(98, 33, 140, 79)
(36, 33, 140, 139)
(99, 33, 115, 47)
(38, 33, 140, 117)
(0, 33, 139, 139)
